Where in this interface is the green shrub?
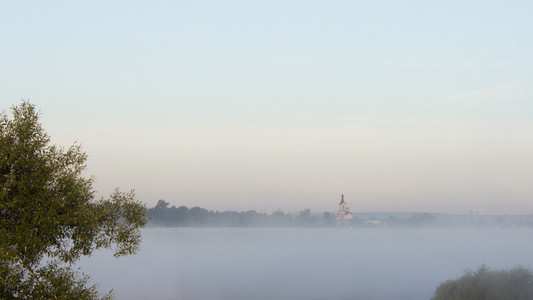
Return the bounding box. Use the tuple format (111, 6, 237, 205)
(433, 265, 533, 300)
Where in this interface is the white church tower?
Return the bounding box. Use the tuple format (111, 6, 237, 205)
(336, 194, 353, 222)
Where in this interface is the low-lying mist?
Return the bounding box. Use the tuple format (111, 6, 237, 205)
(77, 227, 533, 300)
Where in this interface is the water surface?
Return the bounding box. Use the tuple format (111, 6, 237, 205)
(78, 227, 533, 300)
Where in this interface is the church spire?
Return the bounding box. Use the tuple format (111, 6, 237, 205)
(337, 194, 353, 223)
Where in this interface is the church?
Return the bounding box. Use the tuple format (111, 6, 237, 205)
(336, 194, 353, 222)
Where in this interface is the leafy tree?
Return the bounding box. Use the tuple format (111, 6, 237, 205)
(433, 265, 533, 300)
(409, 212, 438, 227)
(270, 209, 292, 226)
(0, 102, 147, 298)
(147, 199, 170, 226)
(299, 208, 311, 220)
(322, 212, 335, 227)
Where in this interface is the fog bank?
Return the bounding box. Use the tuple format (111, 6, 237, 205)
(77, 228, 533, 300)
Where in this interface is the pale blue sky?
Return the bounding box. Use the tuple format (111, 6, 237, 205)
(1, 1, 532, 213)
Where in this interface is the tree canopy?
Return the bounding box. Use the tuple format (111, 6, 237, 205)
(0, 101, 147, 298)
(433, 265, 533, 300)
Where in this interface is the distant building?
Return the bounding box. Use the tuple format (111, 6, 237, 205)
(336, 194, 353, 223)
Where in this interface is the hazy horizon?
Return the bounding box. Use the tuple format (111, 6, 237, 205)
(2, 1, 532, 214)
(145, 198, 533, 216)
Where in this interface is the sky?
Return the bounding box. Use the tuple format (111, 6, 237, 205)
(1, 0, 532, 214)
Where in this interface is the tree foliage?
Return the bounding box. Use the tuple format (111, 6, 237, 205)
(145, 202, 340, 227)
(0, 101, 147, 298)
(433, 265, 533, 300)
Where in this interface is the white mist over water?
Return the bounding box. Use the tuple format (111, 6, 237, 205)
(77, 228, 533, 300)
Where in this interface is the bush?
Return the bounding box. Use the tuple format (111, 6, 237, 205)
(433, 265, 533, 300)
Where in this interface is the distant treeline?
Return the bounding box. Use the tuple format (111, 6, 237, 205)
(146, 200, 533, 228)
(145, 200, 336, 227)
(145, 200, 455, 227)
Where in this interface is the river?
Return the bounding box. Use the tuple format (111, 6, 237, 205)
(77, 227, 533, 300)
